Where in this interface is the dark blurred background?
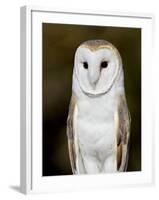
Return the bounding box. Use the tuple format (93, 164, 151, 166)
(42, 23, 141, 176)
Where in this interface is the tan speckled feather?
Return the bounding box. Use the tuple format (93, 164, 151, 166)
(117, 94, 131, 171)
(66, 94, 77, 174)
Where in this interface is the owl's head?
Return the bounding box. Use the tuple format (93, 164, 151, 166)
(73, 40, 123, 97)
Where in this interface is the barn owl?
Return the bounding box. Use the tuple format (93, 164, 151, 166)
(67, 40, 131, 174)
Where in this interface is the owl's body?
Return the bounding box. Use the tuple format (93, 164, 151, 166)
(74, 82, 118, 174)
(67, 40, 130, 174)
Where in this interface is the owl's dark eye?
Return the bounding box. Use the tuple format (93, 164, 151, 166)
(101, 61, 108, 69)
(83, 62, 88, 69)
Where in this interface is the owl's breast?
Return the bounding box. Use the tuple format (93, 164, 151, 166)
(76, 97, 117, 160)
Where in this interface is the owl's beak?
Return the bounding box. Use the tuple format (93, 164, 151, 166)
(88, 67, 100, 89)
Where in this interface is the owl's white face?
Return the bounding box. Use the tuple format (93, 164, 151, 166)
(74, 43, 122, 96)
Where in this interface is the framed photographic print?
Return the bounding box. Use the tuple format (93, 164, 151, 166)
(20, 6, 154, 194)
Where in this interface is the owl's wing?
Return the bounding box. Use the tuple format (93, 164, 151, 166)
(66, 95, 77, 174)
(116, 94, 131, 172)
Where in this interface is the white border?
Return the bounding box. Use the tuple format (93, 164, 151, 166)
(20, 6, 154, 194)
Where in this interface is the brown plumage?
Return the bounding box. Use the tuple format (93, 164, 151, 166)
(117, 95, 131, 171)
(66, 94, 77, 174)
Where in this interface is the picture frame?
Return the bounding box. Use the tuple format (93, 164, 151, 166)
(20, 5, 154, 194)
